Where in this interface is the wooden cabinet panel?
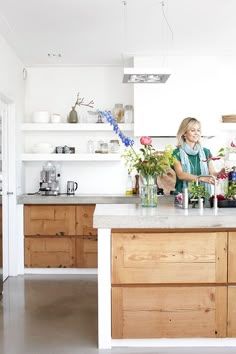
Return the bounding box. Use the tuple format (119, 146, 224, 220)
(227, 286, 236, 336)
(24, 205, 76, 235)
(75, 236, 97, 268)
(228, 232, 236, 283)
(112, 232, 227, 284)
(112, 286, 227, 339)
(25, 237, 75, 268)
(75, 205, 96, 236)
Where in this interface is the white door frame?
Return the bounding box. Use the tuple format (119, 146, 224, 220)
(0, 92, 17, 279)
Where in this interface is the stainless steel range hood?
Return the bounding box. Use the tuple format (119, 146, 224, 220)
(123, 67, 171, 84)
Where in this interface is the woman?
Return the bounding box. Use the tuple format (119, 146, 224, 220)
(173, 117, 225, 195)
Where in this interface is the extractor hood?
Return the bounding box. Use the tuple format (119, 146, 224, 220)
(123, 67, 171, 83)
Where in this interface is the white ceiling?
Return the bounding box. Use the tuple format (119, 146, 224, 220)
(0, 0, 235, 67)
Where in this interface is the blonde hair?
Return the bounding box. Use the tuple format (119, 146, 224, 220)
(176, 117, 201, 147)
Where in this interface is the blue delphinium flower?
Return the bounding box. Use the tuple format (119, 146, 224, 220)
(99, 111, 134, 147)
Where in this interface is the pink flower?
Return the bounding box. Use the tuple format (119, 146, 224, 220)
(140, 136, 152, 146)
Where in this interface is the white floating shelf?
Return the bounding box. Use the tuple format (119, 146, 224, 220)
(21, 153, 122, 161)
(21, 123, 134, 131)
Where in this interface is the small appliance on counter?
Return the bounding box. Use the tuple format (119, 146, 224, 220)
(39, 161, 60, 196)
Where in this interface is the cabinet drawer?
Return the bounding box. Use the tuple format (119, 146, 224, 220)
(228, 232, 236, 283)
(112, 286, 227, 339)
(75, 236, 97, 268)
(75, 205, 97, 236)
(24, 205, 76, 235)
(112, 232, 227, 284)
(228, 286, 236, 337)
(25, 237, 75, 268)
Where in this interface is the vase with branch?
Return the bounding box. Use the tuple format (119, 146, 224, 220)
(68, 92, 94, 123)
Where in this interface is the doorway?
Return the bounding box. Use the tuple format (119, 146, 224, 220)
(0, 93, 16, 281)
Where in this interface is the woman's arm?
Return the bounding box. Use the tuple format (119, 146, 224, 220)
(173, 160, 215, 184)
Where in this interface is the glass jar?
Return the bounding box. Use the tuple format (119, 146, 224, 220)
(100, 142, 108, 154)
(109, 139, 120, 153)
(112, 104, 124, 123)
(124, 105, 133, 123)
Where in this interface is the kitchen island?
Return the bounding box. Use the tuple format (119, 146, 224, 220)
(93, 203, 236, 349)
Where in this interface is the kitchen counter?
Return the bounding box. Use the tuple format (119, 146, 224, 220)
(94, 202, 236, 229)
(94, 203, 236, 349)
(17, 193, 141, 205)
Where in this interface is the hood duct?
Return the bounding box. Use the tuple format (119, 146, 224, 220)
(123, 67, 171, 83)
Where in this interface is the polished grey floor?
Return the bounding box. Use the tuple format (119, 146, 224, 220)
(0, 274, 236, 354)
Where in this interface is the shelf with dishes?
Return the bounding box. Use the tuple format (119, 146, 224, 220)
(21, 153, 122, 162)
(21, 123, 134, 132)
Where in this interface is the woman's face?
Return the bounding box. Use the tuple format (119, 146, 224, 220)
(184, 123, 201, 146)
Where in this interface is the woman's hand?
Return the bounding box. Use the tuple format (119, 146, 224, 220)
(198, 176, 215, 184)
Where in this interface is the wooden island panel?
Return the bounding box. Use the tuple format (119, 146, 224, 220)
(112, 286, 227, 338)
(112, 232, 227, 284)
(228, 232, 236, 283)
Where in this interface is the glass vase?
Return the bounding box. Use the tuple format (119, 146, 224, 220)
(140, 174, 157, 207)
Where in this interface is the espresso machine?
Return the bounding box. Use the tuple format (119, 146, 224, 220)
(39, 161, 60, 196)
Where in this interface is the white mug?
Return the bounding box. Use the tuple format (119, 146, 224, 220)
(51, 114, 61, 124)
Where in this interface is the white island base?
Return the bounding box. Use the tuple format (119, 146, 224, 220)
(94, 203, 236, 350)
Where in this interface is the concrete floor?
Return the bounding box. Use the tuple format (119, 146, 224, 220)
(0, 274, 236, 354)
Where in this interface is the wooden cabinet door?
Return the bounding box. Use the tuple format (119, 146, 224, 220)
(24, 205, 76, 235)
(228, 232, 236, 283)
(75, 205, 97, 236)
(112, 232, 227, 284)
(227, 286, 236, 337)
(25, 237, 75, 268)
(112, 286, 227, 339)
(75, 236, 97, 268)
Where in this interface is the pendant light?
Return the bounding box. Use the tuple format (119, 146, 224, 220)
(122, 0, 172, 84)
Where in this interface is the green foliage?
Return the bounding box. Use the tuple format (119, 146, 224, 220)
(225, 183, 236, 199)
(122, 144, 176, 177)
(188, 182, 210, 199)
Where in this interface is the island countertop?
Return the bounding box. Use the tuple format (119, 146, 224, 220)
(94, 203, 236, 229)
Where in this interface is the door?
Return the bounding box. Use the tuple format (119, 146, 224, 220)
(0, 94, 15, 281)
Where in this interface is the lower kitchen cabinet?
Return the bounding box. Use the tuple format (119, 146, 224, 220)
(25, 237, 76, 268)
(228, 286, 236, 337)
(24, 204, 97, 268)
(112, 286, 227, 338)
(111, 230, 229, 339)
(75, 235, 98, 268)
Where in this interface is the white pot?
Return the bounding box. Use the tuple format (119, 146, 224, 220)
(32, 111, 50, 123)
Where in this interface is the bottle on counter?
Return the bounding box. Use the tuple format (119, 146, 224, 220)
(125, 172, 133, 195)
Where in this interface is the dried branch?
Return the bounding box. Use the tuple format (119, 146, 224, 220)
(72, 92, 94, 109)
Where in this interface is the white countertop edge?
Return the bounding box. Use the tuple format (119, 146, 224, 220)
(94, 204, 236, 229)
(111, 338, 236, 348)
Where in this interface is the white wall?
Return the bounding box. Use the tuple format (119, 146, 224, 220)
(134, 56, 236, 137)
(23, 66, 135, 194)
(0, 33, 25, 194)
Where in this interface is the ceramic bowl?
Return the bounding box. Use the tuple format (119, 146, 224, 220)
(32, 143, 54, 153)
(32, 111, 50, 123)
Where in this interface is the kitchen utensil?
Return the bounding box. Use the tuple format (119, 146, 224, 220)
(67, 181, 78, 195)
